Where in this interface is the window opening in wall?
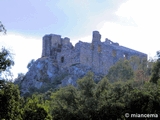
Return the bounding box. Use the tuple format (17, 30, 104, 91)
(98, 45, 101, 52)
(61, 56, 64, 63)
(86, 57, 88, 62)
(91, 43, 94, 50)
(112, 50, 117, 57)
(123, 53, 128, 59)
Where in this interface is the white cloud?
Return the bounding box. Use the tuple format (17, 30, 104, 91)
(0, 33, 42, 79)
(116, 0, 160, 28)
(115, 0, 160, 56)
(73, 0, 160, 58)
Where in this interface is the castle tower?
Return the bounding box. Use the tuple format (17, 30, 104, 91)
(92, 31, 101, 43)
(42, 35, 51, 57)
(42, 34, 62, 57)
(50, 34, 62, 47)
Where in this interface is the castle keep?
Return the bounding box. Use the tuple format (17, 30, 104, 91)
(42, 31, 147, 75)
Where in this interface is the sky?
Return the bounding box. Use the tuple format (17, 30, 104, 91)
(0, 0, 160, 79)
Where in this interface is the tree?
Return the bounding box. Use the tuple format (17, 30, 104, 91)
(0, 21, 14, 80)
(146, 57, 155, 77)
(41, 71, 160, 119)
(95, 78, 133, 119)
(95, 77, 116, 119)
(22, 94, 52, 120)
(51, 72, 98, 119)
(0, 47, 14, 80)
(0, 47, 14, 73)
(157, 50, 160, 60)
(0, 22, 22, 119)
(0, 21, 6, 34)
(50, 85, 79, 120)
(77, 72, 96, 98)
(0, 81, 22, 119)
(76, 72, 98, 119)
(95, 77, 111, 100)
(150, 51, 160, 84)
(129, 56, 150, 85)
(107, 59, 134, 82)
(129, 56, 142, 71)
(150, 61, 160, 84)
(126, 82, 160, 115)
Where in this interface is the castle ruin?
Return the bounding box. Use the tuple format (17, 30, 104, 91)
(42, 31, 147, 75)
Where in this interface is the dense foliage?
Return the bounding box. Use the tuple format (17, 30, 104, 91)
(1, 72, 160, 119)
(150, 51, 160, 84)
(0, 47, 14, 75)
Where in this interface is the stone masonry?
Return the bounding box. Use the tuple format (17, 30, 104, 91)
(42, 31, 147, 75)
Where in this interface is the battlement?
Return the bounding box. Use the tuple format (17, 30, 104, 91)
(41, 31, 147, 74)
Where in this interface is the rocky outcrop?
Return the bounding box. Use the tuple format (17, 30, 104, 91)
(20, 57, 58, 93)
(20, 57, 92, 94)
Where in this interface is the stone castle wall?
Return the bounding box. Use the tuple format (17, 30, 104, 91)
(41, 31, 147, 75)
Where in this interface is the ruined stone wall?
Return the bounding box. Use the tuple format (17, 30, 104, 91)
(41, 31, 147, 75)
(79, 42, 92, 67)
(42, 35, 51, 57)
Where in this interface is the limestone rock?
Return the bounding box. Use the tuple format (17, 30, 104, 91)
(60, 64, 92, 86)
(20, 57, 58, 94)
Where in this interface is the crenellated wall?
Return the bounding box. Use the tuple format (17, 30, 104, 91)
(41, 31, 147, 75)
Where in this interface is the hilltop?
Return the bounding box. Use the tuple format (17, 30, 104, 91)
(18, 31, 147, 94)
